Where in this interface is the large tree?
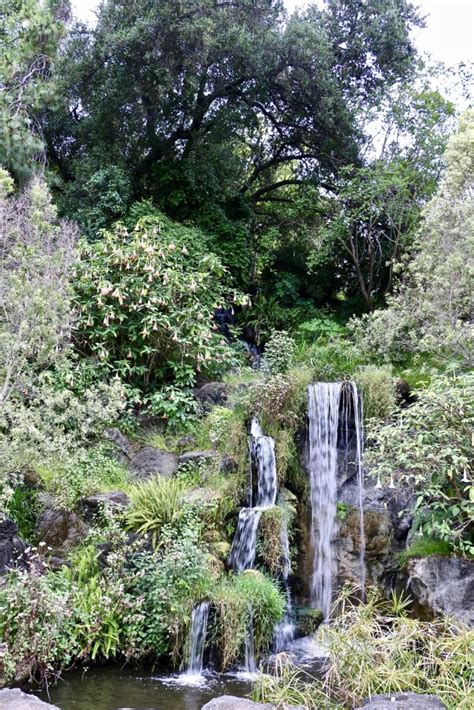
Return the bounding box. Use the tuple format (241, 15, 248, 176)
(45, 0, 422, 252)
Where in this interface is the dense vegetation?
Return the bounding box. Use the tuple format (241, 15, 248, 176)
(0, 0, 472, 707)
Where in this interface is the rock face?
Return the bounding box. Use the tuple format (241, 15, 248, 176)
(0, 520, 28, 575)
(79, 491, 130, 520)
(408, 556, 474, 626)
(201, 696, 275, 710)
(105, 427, 132, 464)
(356, 692, 447, 709)
(0, 689, 60, 709)
(37, 508, 87, 554)
(178, 450, 218, 466)
(130, 446, 178, 478)
(195, 382, 229, 411)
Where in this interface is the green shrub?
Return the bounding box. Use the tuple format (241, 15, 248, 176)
(126, 477, 187, 547)
(74, 213, 244, 399)
(125, 527, 214, 664)
(7, 485, 39, 540)
(262, 330, 296, 375)
(295, 338, 364, 381)
(354, 365, 397, 422)
(213, 570, 285, 669)
(258, 504, 295, 577)
(42, 444, 129, 511)
(298, 316, 346, 342)
(366, 373, 474, 555)
(243, 368, 311, 432)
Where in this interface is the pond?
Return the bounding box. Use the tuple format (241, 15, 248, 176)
(35, 665, 254, 710)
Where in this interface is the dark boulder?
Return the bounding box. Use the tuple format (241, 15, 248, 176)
(79, 491, 130, 521)
(0, 519, 28, 575)
(408, 556, 474, 626)
(178, 450, 218, 467)
(105, 427, 132, 464)
(356, 693, 447, 709)
(130, 447, 178, 479)
(195, 382, 229, 411)
(37, 508, 87, 554)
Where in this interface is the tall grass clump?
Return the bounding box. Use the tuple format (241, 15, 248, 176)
(212, 570, 285, 669)
(126, 477, 186, 547)
(354, 364, 396, 422)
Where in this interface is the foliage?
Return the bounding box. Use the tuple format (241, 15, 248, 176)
(49, 0, 421, 268)
(298, 316, 346, 342)
(354, 365, 396, 422)
(365, 374, 474, 555)
(294, 338, 365, 382)
(0, 565, 79, 685)
(258, 504, 294, 578)
(126, 477, 187, 548)
(255, 586, 473, 709)
(320, 586, 474, 709)
(43, 444, 129, 511)
(243, 368, 311, 432)
(6, 485, 39, 540)
(74, 212, 242, 399)
(262, 330, 296, 375)
(0, 0, 66, 182)
(0, 175, 77, 407)
(213, 570, 285, 670)
(399, 536, 454, 567)
(352, 111, 474, 366)
(125, 527, 214, 664)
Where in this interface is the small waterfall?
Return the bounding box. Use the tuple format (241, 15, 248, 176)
(273, 517, 295, 652)
(185, 602, 210, 677)
(228, 507, 263, 572)
(228, 418, 277, 572)
(308, 382, 366, 619)
(244, 614, 257, 673)
(308, 383, 342, 619)
(351, 383, 366, 596)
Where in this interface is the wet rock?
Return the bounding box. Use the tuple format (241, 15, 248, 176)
(396, 379, 418, 407)
(175, 434, 197, 450)
(0, 519, 28, 575)
(0, 688, 60, 709)
(37, 508, 88, 554)
(201, 696, 275, 709)
(408, 556, 474, 626)
(220, 454, 238, 474)
(130, 447, 178, 478)
(79, 491, 130, 521)
(178, 450, 218, 467)
(105, 428, 132, 463)
(195, 382, 229, 411)
(22, 468, 42, 488)
(356, 692, 447, 709)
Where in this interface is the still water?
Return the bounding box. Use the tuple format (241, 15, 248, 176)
(36, 665, 253, 710)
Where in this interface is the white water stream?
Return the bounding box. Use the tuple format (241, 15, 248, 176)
(308, 382, 365, 619)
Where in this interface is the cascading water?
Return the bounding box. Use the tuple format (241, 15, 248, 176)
(273, 517, 295, 652)
(308, 383, 342, 619)
(307, 382, 366, 619)
(228, 418, 280, 670)
(351, 383, 366, 596)
(228, 418, 277, 572)
(185, 602, 210, 677)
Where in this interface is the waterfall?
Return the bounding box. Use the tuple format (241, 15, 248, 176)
(228, 418, 277, 572)
(351, 383, 366, 596)
(185, 602, 210, 677)
(308, 382, 366, 619)
(308, 383, 342, 619)
(228, 507, 263, 572)
(244, 614, 257, 673)
(273, 517, 295, 652)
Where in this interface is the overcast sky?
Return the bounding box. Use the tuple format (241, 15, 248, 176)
(72, 0, 473, 68)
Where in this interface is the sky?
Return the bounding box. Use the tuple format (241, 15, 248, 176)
(72, 0, 473, 68)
